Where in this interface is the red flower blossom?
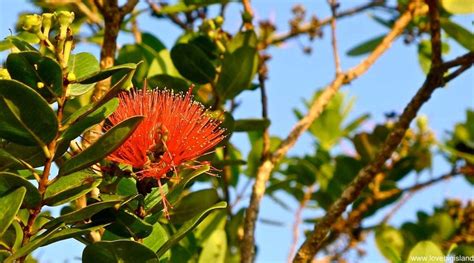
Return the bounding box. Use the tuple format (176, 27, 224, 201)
(107, 87, 225, 180)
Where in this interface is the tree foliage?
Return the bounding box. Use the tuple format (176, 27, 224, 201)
(0, 0, 472, 262)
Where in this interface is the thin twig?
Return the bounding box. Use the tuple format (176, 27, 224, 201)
(75, 1, 102, 25)
(131, 11, 142, 43)
(267, 0, 384, 46)
(287, 185, 315, 263)
(242, 0, 254, 29)
(328, 0, 342, 74)
(147, 0, 189, 30)
(240, 3, 418, 263)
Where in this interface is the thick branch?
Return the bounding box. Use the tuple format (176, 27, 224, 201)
(292, 22, 473, 263)
(240, 3, 418, 263)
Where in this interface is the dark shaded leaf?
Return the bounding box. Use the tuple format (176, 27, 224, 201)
(6, 51, 63, 100)
(346, 35, 385, 56)
(0, 172, 41, 208)
(216, 47, 258, 100)
(171, 43, 216, 84)
(233, 118, 270, 132)
(0, 79, 58, 146)
(83, 240, 159, 263)
(59, 116, 143, 176)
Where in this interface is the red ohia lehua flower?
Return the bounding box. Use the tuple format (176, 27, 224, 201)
(106, 86, 225, 214)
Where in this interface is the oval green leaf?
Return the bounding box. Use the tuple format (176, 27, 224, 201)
(216, 46, 258, 100)
(83, 240, 159, 263)
(76, 63, 137, 84)
(347, 35, 385, 56)
(43, 170, 102, 206)
(156, 201, 227, 257)
(441, 0, 474, 14)
(170, 43, 216, 84)
(59, 116, 143, 176)
(0, 79, 58, 146)
(0, 172, 41, 208)
(440, 18, 474, 51)
(68, 52, 100, 96)
(234, 118, 270, 132)
(0, 187, 26, 236)
(6, 51, 63, 100)
(407, 241, 444, 263)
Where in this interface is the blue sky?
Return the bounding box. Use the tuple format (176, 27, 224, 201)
(1, 1, 473, 262)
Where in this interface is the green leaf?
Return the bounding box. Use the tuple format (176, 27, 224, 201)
(63, 70, 135, 128)
(6, 51, 63, 100)
(189, 35, 219, 60)
(0, 187, 26, 236)
(216, 47, 258, 100)
(43, 170, 102, 206)
(426, 212, 456, 242)
(0, 143, 46, 170)
(0, 220, 23, 252)
(68, 52, 100, 96)
(42, 223, 108, 246)
(144, 165, 210, 215)
(59, 97, 118, 144)
(0, 79, 58, 147)
(440, 18, 474, 51)
(234, 118, 270, 132)
(170, 189, 220, 224)
(147, 74, 189, 93)
(105, 210, 153, 239)
(407, 241, 444, 263)
(347, 35, 385, 56)
(194, 210, 226, 243)
(5, 222, 63, 262)
(170, 43, 216, 84)
(440, 0, 474, 14)
(83, 240, 159, 263)
(76, 63, 137, 84)
(0, 172, 41, 208)
(5, 36, 37, 51)
(143, 222, 169, 252)
(198, 229, 227, 263)
(418, 40, 451, 74)
(59, 116, 143, 176)
(375, 226, 404, 263)
(141, 33, 166, 53)
(42, 199, 125, 230)
(228, 30, 258, 52)
(156, 201, 227, 257)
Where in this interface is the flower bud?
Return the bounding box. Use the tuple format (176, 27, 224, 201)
(42, 13, 54, 30)
(416, 115, 429, 132)
(67, 72, 76, 82)
(215, 16, 224, 27)
(22, 14, 42, 33)
(55, 11, 75, 28)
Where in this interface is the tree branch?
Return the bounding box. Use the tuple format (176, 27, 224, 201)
(240, 3, 418, 263)
(328, 0, 342, 75)
(267, 0, 385, 46)
(292, 8, 474, 262)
